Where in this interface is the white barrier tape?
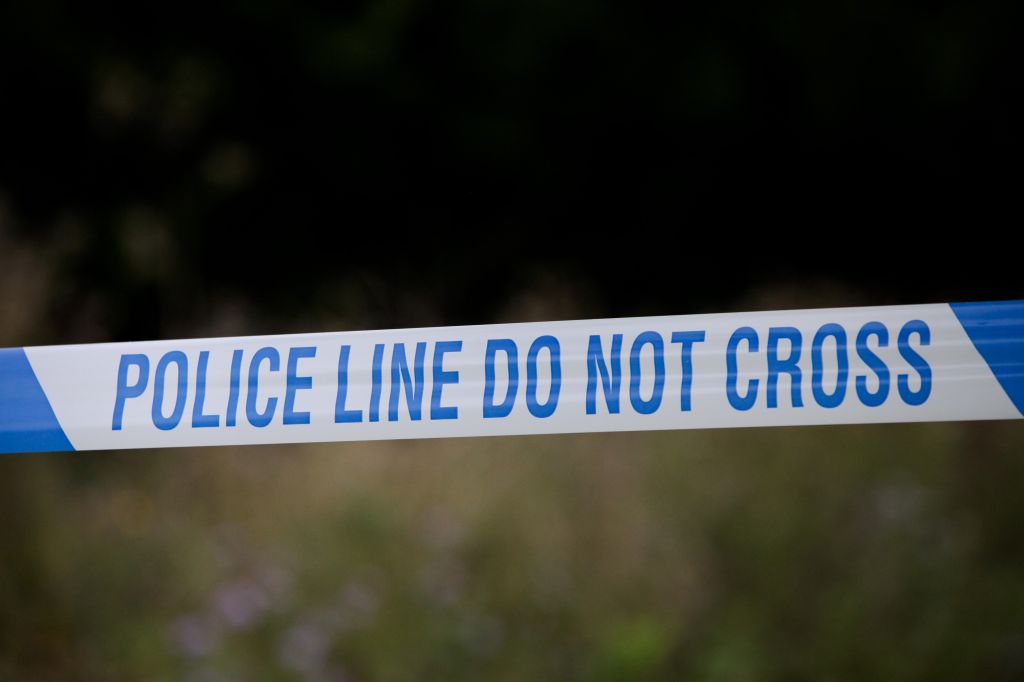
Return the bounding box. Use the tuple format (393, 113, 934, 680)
(1, 300, 1022, 453)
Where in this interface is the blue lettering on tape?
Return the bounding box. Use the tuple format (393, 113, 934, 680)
(483, 339, 518, 419)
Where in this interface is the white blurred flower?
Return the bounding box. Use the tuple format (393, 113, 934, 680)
(213, 579, 271, 630)
(170, 614, 221, 659)
(279, 622, 331, 673)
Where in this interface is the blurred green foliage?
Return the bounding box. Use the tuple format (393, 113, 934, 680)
(1, 0, 1021, 344)
(2, 422, 1023, 680)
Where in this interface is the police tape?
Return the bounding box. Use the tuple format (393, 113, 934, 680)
(1, 300, 1022, 453)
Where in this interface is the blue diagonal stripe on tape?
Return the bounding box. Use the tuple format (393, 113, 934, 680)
(0, 348, 75, 453)
(951, 300, 1024, 417)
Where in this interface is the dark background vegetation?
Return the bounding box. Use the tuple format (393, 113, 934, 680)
(1, 1, 1022, 680)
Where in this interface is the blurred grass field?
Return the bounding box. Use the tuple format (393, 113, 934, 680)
(3, 421, 1023, 681)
